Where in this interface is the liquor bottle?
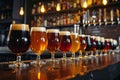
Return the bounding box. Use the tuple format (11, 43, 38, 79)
(98, 9, 102, 25)
(103, 8, 107, 25)
(37, 2, 42, 14)
(110, 9, 115, 24)
(31, 4, 36, 14)
(116, 9, 120, 24)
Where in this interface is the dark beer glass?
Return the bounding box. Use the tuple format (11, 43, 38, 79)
(47, 29, 60, 62)
(60, 31, 72, 61)
(95, 36, 102, 56)
(30, 27, 48, 65)
(7, 24, 30, 68)
(100, 37, 105, 56)
(85, 35, 92, 57)
(102, 39, 111, 55)
(78, 34, 87, 59)
(70, 33, 80, 60)
(89, 36, 97, 57)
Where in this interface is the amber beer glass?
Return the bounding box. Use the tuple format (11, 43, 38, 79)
(70, 33, 80, 60)
(7, 24, 30, 67)
(47, 29, 60, 62)
(60, 31, 72, 61)
(30, 27, 48, 65)
(78, 34, 87, 59)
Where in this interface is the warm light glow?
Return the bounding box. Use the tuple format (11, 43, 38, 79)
(40, 4, 46, 13)
(19, 7, 24, 16)
(37, 72, 41, 80)
(82, 0, 88, 8)
(102, 0, 108, 5)
(56, 3, 61, 11)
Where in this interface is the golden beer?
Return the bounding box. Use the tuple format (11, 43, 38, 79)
(30, 27, 48, 55)
(70, 33, 80, 54)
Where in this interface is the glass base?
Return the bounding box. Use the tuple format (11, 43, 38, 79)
(9, 62, 29, 68)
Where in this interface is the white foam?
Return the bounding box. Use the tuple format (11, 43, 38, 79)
(47, 29, 59, 33)
(31, 27, 46, 32)
(60, 31, 70, 35)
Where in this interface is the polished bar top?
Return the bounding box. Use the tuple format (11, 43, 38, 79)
(0, 52, 120, 80)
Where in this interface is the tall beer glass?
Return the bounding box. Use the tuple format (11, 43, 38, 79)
(70, 33, 80, 60)
(30, 27, 48, 65)
(78, 34, 87, 59)
(85, 35, 92, 58)
(47, 29, 60, 62)
(7, 24, 30, 68)
(60, 31, 72, 61)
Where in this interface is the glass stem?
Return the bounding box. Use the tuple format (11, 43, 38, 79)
(51, 53, 55, 62)
(16, 55, 22, 67)
(63, 53, 66, 62)
(79, 51, 82, 59)
(36, 55, 41, 65)
(72, 53, 75, 60)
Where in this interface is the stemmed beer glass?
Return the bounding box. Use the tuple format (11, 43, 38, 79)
(7, 24, 30, 68)
(30, 27, 48, 66)
(47, 29, 60, 63)
(78, 34, 87, 59)
(70, 33, 80, 60)
(60, 31, 72, 62)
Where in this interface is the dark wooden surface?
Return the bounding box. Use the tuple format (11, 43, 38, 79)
(0, 52, 120, 80)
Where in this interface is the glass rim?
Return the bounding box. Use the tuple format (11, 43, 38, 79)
(47, 29, 59, 33)
(10, 24, 29, 31)
(60, 31, 70, 35)
(31, 27, 46, 31)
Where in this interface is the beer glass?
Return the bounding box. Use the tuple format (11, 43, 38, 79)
(47, 29, 60, 62)
(100, 37, 105, 56)
(60, 31, 72, 62)
(70, 33, 80, 60)
(78, 34, 87, 59)
(95, 36, 102, 56)
(103, 39, 111, 55)
(85, 35, 92, 58)
(89, 36, 97, 58)
(30, 27, 48, 65)
(7, 24, 30, 68)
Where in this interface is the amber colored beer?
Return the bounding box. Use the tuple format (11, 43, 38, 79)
(103, 39, 110, 51)
(47, 29, 60, 53)
(30, 27, 48, 55)
(60, 31, 72, 52)
(70, 33, 80, 54)
(90, 36, 97, 51)
(8, 24, 30, 55)
(78, 35, 87, 52)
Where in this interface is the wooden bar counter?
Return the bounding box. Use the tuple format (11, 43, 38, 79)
(0, 52, 120, 80)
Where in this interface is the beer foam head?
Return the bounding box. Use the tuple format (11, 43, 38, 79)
(90, 36, 96, 39)
(71, 33, 78, 36)
(100, 37, 105, 42)
(10, 24, 29, 31)
(113, 40, 117, 44)
(95, 36, 100, 41)
(79, 34, 86, 37)
(31, 27, 46, 32)
(60, 31, 70, 35)
(47, 29, 59, 33)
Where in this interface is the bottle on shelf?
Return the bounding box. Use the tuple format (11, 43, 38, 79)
(116, 9, 120, 24)
(37, 2, 42, 14)
(31, 4, 36, 14)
